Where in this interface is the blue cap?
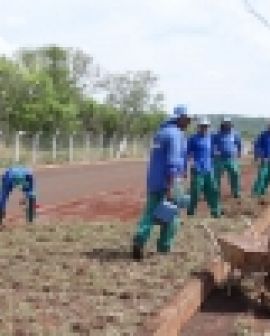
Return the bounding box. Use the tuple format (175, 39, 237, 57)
(173, 105, 188, 117)
(168, 105, 188, 121)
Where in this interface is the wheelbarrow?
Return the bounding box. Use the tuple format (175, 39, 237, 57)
(217, 232, 270, 305)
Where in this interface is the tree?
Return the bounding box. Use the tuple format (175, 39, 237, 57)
(96, 70, 165, 132)
(0, 56, 29, 135)
(16, 45, 100, 97)
(0, 45, 167, 137)
(78, 98, 124, 138)
(15, 45, 100, 133)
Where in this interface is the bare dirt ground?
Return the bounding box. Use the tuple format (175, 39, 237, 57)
(0, 216, 249, 336)
(1, 160, 270, 335)
(0, 203, 261, 335)
(5, 161, 146, 216)
(0, 162, 268, 336)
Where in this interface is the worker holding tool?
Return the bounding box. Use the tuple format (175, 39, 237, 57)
(132, 105, 191, 261)
(187, 116, 221, 218)
(0, 166, 37, 224)
(213, 117, 242, 198)
(251, 124, 270, 197)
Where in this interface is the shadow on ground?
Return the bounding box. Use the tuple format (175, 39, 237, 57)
(181, 269, 270, 336)
(81, 248, 132, 261)
(192, 268, 270, 317)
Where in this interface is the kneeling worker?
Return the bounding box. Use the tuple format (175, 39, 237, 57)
(0, 166, 37, 224)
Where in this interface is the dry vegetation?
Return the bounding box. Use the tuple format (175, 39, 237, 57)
(0, 204, 255, 335)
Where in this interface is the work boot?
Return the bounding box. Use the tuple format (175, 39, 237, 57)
(132, 244, 144, 261)
(26, 197, 36, 223)
(0, 208, 5, 226)
(187, 209, 194, 216)
(211, 211, 222, 218)
(157, 246, 170, 254)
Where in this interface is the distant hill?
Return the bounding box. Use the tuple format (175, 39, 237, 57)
(203, 114, 269, 139)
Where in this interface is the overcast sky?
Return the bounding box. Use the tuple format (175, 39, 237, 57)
(0, 0, 270, 117)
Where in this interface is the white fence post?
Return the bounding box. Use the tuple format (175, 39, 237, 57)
(32, 132, 40, 165)
(52, 129, 59, 162)
(15, 131, 25, 163)
(15, 131, 20, 163)
(144, 135, 151, 159)
(69, 132, 74, 163)
(52, 135, 57, 162)
(0, 131, 3, 152)
(85, 133, 90, 161)
(109, 134, 115, 159)
(117, 136, 127, 159)
(132, 137, 138, 158)
(116, 138, 121, 159)
(99, 133, 104, 159)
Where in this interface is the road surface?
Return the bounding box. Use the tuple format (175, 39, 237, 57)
(6, 161, 146, 213)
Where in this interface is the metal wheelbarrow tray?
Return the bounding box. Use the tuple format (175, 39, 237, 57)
(217, 233, 270, 273)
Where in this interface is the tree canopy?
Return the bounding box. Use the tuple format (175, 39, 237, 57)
(0, 44, 166, 137)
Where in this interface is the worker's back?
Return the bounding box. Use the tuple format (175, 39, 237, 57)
(147, 123, 186, 192)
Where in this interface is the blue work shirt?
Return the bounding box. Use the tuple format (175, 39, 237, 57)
(147, 123, 187, 193)
(213, 130, 241, 159)
(6, 166, 32, 181)
(187, 133, 214, 173)
(2, 166, 35, 198)
(254, 130, 270, 159)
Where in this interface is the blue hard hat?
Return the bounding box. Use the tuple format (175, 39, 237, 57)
(173, 105, 188, 117)
(168, 105, 189, 122)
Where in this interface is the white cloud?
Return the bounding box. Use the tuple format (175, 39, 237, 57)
(0, 37, 15, 56)
(4, 15, 26, 28)
(0, 0, 270, 117)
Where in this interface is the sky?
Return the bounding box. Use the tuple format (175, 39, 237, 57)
(0, 0, 270, 117)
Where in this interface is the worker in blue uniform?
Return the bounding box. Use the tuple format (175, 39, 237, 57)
(187, 117, 221, 218)
(252, 124, 270, 197)
(0, 166, 36, 224)
(132, 105, 191, 260)
(213, 117, 242, 198)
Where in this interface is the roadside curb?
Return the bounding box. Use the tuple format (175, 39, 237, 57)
(137, 204, 270, 336)
(138, 259, 230, 336)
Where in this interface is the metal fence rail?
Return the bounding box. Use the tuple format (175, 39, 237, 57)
(0, 131, 253, 167)
(0, 131, 152, 166)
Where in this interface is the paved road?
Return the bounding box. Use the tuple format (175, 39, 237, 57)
(6, 161, 146, 213)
